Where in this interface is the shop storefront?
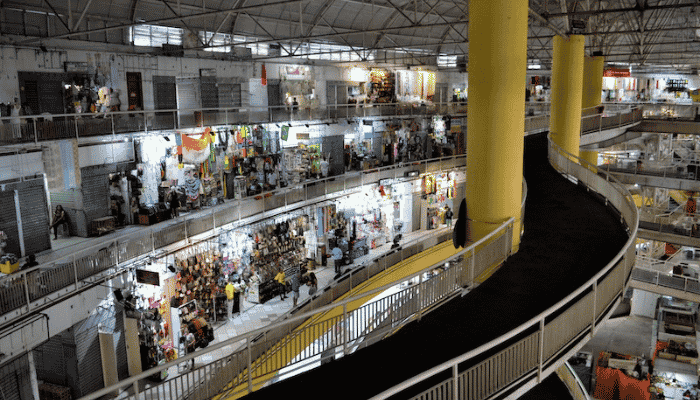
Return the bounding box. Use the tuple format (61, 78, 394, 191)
(395, 69, 436, 104)
(281, 65, 317, 111)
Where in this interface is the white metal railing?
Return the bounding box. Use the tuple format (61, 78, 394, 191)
(80, 210, 520, 400)
(632, 255, 700, 295)
(0, 102, 466, 145)
(94, 178, 528, 400)
(366, 134, 638, 400)
(555, 362, 591, 400)
(579, 106, 643, 137)
(0, 154, 466, 327)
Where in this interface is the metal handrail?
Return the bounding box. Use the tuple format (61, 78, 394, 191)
(555, 362, 591, 400)
(0, 154, 466, 328)
(80, 214, 519, 400)
(83, 180, 527, 398)
(367, 134, 638, 400)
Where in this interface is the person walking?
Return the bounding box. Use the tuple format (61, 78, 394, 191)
(291, 270, 301, 307)
(275, 269, 286, 300)
(307, 272, 318, 296)
(444, 206, 453, 227)
(169, 190, 180, 218)
(332, 246, 343, 274)
(225, 279, 236, 321)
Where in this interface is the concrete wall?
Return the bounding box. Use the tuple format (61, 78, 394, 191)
(630, 288, 661, 319)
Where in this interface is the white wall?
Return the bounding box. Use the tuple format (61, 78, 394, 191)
(78, 141, 135, 168)
(630, 288, 661, 318)
(0, 151, 44, 182)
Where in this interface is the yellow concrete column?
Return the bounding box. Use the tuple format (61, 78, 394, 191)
(580, 150, 599, 168)
(466, 0, 528, 250)
(581, 56, 605, 110)
(580, 56, 605, 168)
(550, 35, 585, 157)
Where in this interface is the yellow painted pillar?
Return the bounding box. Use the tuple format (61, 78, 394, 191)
(580, 56, 605, 168)
(580, 150, 599, 167)
(550, 35, 585, 157)
(581, 56, 605, 110)
(466, 0, 528, 250)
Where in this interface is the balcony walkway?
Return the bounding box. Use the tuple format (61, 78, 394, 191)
(239, 132, 629, 399)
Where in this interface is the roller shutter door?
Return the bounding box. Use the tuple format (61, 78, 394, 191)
(218, 83, 242, 108)
(201, 76, 219, 108)
(153, 76, 177, 110)
(177, 77, 200, 127)
(81, 167, 110, 230)
(16, 179, 50, 255)
(0, 191, 20, 256)
(73, 304, 128, 396)
(153, 75, 177, 129)
(0, 354, 30, 400)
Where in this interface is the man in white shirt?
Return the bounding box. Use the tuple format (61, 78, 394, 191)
(332, 246, 343, 274)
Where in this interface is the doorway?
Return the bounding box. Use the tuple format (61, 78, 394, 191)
(126, 72, 143, 111)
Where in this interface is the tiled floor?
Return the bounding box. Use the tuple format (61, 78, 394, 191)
(107, 224, 451, 399)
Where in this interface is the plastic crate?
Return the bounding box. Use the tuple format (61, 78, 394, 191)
(0, 261, 19, 274)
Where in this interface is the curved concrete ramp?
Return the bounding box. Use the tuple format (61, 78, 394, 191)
(240, 132, 629, 400)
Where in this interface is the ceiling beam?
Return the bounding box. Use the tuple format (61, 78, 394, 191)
(42, 0, 71, 32)
(528, 7, 568, 38)
(20, 0, 303, 43)
(545, 1, 698, 18)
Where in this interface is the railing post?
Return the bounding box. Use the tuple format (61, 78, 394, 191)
(246, 337, 253, 394)
(23, 274, 31, 308)
(73, 254, 79, 287)
(418, 274, 424, 320)
(33, 119, 38, 144)
(342, 303, 348, 356)
(452, 364, 459, 400)
(74, 117, 79, 139)
(592, 281, 597, 333)
(538, 319, 545, 382)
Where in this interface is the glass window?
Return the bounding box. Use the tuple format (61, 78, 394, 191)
(130, 25, 183, 47)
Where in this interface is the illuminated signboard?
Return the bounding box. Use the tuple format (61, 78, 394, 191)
(603, 68, 631, 78)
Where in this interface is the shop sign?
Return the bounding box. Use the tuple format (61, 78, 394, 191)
(136, 269, 160, 286)
(603, 68, 630, 77)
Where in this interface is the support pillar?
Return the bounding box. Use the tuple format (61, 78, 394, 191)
(580, 56, 605, 168)
(550, 35, 585, 157)
(466, 0, 529, 250)
(28, 351, 40, 400)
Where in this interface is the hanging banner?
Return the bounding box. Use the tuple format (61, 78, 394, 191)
(281, 125, 289, 141)
(603, 68, 630, 77)
(181, 127, 213, 151)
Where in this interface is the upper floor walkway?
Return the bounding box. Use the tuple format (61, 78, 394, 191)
(82, 130, 638, 400)
(0, 97, 636, 398)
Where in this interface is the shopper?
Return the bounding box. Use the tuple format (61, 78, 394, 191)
(225, 279, 236, 321)
(183, 327, 196, 370)
(169, 190, 180, 218)
(49, 205, 68, 239)
(291, 270, 301, 307)
(332, 246, 343, 274)
(22, 254, 39, 271)
(307, 272, 318, 296)
(275, 269, 287, 300)
(445, 206, 453, 227)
